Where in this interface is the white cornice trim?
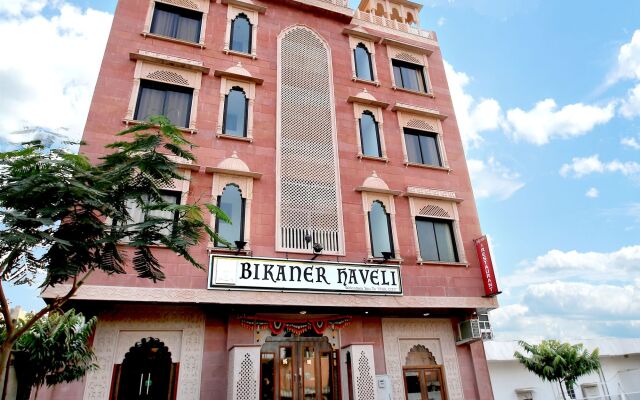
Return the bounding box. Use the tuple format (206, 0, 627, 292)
(42, 284, 499, 309)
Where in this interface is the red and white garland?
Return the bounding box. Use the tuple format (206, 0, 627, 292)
(239, 316, 352, 336)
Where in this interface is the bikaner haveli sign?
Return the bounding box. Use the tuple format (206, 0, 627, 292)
(209, 255, 402, 294)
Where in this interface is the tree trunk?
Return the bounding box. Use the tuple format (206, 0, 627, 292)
(0, 342, 13, 398)
(558, 380, 567, 400)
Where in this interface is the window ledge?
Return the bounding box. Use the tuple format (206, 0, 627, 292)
(367, 257, 403, 265)
(417, 260, 468, 267)
(392, 86, 435, 98)
(404, 162, 450, 172)
(217, 133, 253, 143)
(352, 77, 380, 87)
(123, 119, 197, 134)
(141, 32, 205, 49)
(358, 154, 389, 163)
(223, 48, 258, 60)
(207, 245, 252, 256)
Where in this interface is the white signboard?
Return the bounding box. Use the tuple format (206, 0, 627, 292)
(208, 255, 402, 295)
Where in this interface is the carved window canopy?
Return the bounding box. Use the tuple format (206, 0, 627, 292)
(129, 51, 209, 74)
(221, 0, 267, 13)
(392, 103, 447, 120)
(382, 37, 433, 55)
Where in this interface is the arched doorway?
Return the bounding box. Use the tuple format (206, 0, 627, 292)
(260, 335, 339, 400)
(402, 345, 447, 400)
(110, 337, 178, 400)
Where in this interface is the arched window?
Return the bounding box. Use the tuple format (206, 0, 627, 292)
(354, 43, 374, 81)
(359, 111, 382, 157)
(223, 87, 248, 137)
(215, 184, 245, 247)
(368, 201, 394, 258)
(230, 13, 252, 53)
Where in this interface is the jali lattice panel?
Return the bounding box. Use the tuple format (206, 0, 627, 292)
(276, 26, 344, 255)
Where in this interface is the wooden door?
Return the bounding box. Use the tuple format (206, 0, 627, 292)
(260, 337, 339, 400)
(403, 366, 447, 400)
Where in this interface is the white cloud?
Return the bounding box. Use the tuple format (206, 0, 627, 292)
(504, 245, 640, 289)
(609, 29, 640, 84)
(620, 83, 640, 118)
(493, 245, 640, 340)
(0, 0, 47, 17)
(559, 154, 640, 177)
(524, 280, 640, 319)
(444, 61, 503, 148)
(505, 99, 615, 145)
(437, 17, 446, 26)
(0, 3, 113, 141)
(585, 187, 599, 198)
(621, 136, 640, 149)
(467, 157, 524, 200)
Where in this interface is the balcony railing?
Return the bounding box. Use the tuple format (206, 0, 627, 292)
(353, 9, 435, 40)
(318, 0, 349, 7)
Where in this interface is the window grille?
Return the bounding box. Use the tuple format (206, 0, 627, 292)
(277, 27, 343, 254)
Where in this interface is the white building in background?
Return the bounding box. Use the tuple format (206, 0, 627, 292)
(485, 339, 640, 400)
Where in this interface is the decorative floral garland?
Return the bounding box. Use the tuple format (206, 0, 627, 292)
(239, 316, 352, 336)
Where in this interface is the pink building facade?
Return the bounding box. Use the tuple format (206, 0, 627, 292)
(43, 0, 498, 399)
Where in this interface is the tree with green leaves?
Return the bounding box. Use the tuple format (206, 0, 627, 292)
(13, 309, 97, 400)
(514, 340, 601, 400)
(0, 116, 230, 393)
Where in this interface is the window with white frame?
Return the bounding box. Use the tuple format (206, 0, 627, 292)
(214, 184, 246, 247)
(354, 43, 375, 81)
(135, 80, 193, 128)
(348, 90, 389, 160)
(208, 152, 261, 251)
(368, 201, 394, 258)
(230, 13, 252, 53)
(408, 194, 465, 264)
(123, 168, 191, 238)
(215, 63, 261, 141)
(356, 172, 400, 260)
(142, 0, 210, 46)
(515, 390, 534, 400)
(222, 1, 265, 58)
(346, 33, 380, 85)
(223, 87, 249, 137)
(359, 111, 382, 158)
(385, 44, 432, 95)
(394, 108, 448, 169)
(126, 51, 206, 132)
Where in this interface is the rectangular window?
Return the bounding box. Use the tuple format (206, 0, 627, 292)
(135, 80, 193, 128)
(404, 128, 442, 166)
(416, 218, 458, 262)
(392, 59, 427, 92)
(125, 190, 181, 237)
(150, 2, 202, 43)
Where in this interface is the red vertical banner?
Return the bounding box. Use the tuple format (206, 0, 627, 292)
(474, 236, 501, 297)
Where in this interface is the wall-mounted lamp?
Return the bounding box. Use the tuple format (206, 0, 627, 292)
(381, 251, 393, 261)
(311, 242, 323, 260)
(234, 240, 247, 255)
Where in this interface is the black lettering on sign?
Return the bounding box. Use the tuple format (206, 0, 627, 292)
(263, 264, 276, 282)
(370, 270, 379, 285)
(359, 269, 370, 284)
(348, 269, 358, 285)
(276, 265, 286, 282)
(289, 265, 302, 282)
(337, 268, 347, 285)
(316, 267, 329, 284)
(240, 262, 252, 279)
(303, 267, 313, 283)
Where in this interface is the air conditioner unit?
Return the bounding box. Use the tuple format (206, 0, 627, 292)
(456, 319, 481, 345)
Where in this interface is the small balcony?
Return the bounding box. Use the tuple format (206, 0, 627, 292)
(353, 8, 436, 40)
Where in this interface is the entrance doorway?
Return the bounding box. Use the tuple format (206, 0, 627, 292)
(260, 336, 339, 400)
(110, 337, 178, 400)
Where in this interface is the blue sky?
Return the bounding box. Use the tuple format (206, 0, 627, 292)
(1, 0, 638, 340)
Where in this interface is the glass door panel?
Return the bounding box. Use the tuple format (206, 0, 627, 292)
(404, 370, 422, 400)
(425, 369, 443, 400)
(261, 353, 276, 400)
(279, 347, 294, 400)
(320, 352, 331, 400)
(302, 346, 316, 400)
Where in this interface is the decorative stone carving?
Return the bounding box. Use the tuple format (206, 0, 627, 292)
(83, 305, 205, 400)
(382, 318, 464, 400)
(227, 346, 260, 400)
